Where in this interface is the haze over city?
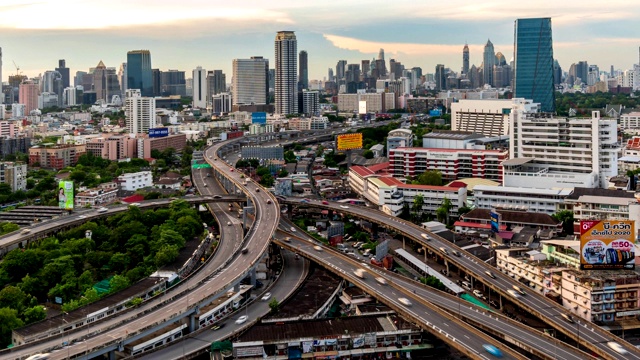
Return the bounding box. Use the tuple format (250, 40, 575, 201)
(2, 0, 639, 79)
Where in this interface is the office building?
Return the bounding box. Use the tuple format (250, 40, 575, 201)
(275, 31, 298, 115)
(206, 70, 226, 103)
(86, 134, 137, 161)
(451, 98, 539, 137)
(55, 60, 70, 89)
(125, 89, 156, 134)
(118, 63, 127, 93)
(18, 80, 38, 114)
(241, 146, 284, 160)
(0, 47, 2, 101)
(159, 70, 185, 96)
(483, 40, 496, 86)
(388, 147, 508, 182)
(435, 64, 446, 91)
(232, 57, 269, 106)
(139, 133, 186, 159)
(192, 66, 207, 108)
(473, 185, 571, 214)
(0, 137, 29, 158)
(513, 18, 555, 113)
(28, 144, 86, 170)
(93, 61, 121, 103)
(337, 93, 395, 113)
(298, 50, 308, 90)
(212, 92, 232, 114)
(505, 111, 618, 189)
(127, 50, 153, 96)
(386, 129, 413, 157)
(301, 90, 319, 116)
(63, 87, 76, 106)
(151, 69, 161, 96)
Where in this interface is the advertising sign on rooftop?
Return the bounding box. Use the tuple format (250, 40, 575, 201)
(336, 133, 363, 151)
(149, 128, 169, 138)
(252, 112, 267, 124)
(580, 220, 635, 270)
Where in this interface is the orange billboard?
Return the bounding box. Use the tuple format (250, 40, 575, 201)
(580, 220, 635, 270)
(336, 133, 363, 151)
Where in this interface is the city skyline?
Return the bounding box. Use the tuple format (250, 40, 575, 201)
(1, 0, 639, 81)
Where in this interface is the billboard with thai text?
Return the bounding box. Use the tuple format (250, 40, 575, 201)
(336, 133, 363, 151)
(580, 220, 635, 270)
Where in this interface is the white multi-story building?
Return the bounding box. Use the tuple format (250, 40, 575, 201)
(473, 185, 572, 215)
(192, 66, 207, 109)
(387, 129, 413, 157)
(63, 87, 76, 106)
(0, 162, 27, 191)
(232, 57, 268, 106)
(75, 185, 119, 207)
(302, 90, 319, 116)
(621, 112, 640, 129)
(451, 98, 539, 137)
(337, 93, 396, 113)
(212, 92, 232, 114)
(274, 31, 297, 115)
(117, 170, 153, 191)
(125, 89, 156, 134)
(505, 111, 618, 189)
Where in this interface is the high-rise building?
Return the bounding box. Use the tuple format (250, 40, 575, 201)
(93, 61, 120, 103)
(336, 60, 347, 82)
(55, 60, 70, 89)
(298, 50, 308, 91)
(160, 70, 186, 96)
(328, 68, 334, 82)
(126, 50, 153, 96)
(63, 87, 77, 106)
(118, 63, 127, 94)
(361, 60, 370, 79)
(462, 43, 469, 75)
(483, 39, 496, 86)
(0, 47, 2, 102)
(513, 18, 555, 113)
(192, 66, 207, 108)
(212, 92, 232, 114)
(553, 60, 562, 85)
(152, 68, 161, 97)
(125, 89, 156, 134)
(18, 80, 38, 114)
(74, 71, 87, 89)
(232, 57, 269, 106)
(41, 71, 64, 106)
(302, 90, 319, 116)
(275, 31, 298, 115)
(435, 64, 446, 91)
(207, 70, 226, 99)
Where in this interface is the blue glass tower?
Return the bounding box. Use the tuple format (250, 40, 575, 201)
(126, 50, 153, 97)
(514, 18, 555, 113)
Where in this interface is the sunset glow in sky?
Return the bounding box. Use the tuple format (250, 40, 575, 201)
(1, 0, 638, 80)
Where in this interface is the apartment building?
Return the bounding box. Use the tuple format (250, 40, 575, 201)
(388, 147, 508, 182)
(0, 162, 27, 191)
(337, 92, 396, 113)
(620, 112, 640, 129)
(451, 98, 539, 137)
(117, 171, 153, 191)
(28, 144, 86, 170)
(473, 185, 572, 215)
(506, 111, 618, 189)
(496, 248, 567, 296)
(86, 134, 137, 161)
(138, 133, 186, 159)
(75, 186, 119, 207)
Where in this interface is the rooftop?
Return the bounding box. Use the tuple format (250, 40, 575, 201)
(565, 187, 636, 200)
(422, 130, 484, 141)
(463, 208, 560, 227)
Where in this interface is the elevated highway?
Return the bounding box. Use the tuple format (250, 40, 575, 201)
(282, 198, 640, 359)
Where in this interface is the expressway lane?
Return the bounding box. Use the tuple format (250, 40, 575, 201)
(276, 229, 526, 360)
(284, 199, 640, 359)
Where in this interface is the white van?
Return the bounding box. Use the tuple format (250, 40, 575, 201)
(462, 281, 471, 291)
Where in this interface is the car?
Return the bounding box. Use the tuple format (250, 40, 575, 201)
(227, 221, 232, 226)
(267, 200, 272, 204)
(261, 292, 272, 301)
(300, 199, 310, 203)
(204, 183, 208, 187)
(321, 201, 329, 205)
(130, 202, 141, 206)
(353, 268, 366, 279)
(485, 270, 496, 279)
(398, 297, 412, 306)
(421, 233, 431, 241)
(482, 344, 503, 358)
(21, 229, 31, 234)
(451, 250, 461, 257)
(211, 323, 225, 331)
(560, 313, 574, 323)
(235, 315, 248, 324)
(241, 247, 249, 254)
(313, 245, 323, 251)
(439, 247, 448, 255)
(78, 215, 86, 219)
(375, 277, 387, 285)
(512, 285, 526, 296)
(255, 188, 260, 192)
(206, 173, 210, 177)
(283, 237, 291, 243)
(97, 207, 108, 213)
(340, 205, 349, 209)
(607, 341, 628, 355)
(230, 168, 234, 172)
(507, 289, 521, 298)
(290, 227, 296, 232)
(25, 354, 51, 360)
(473, 289, 485, 299)
(213, 195, 222, 199)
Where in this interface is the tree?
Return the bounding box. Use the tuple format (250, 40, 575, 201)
(362, 149, 374, 159)
(268, 298, 280, 313)
(552, 210, 575, 235)
(0, 307, 23, 347)
(284, 150, 297, 163)
(414, 170, 442, 186)
(154, 244, 179, 267)
(22, 305, 46, 324)
(436, 197, 452, 225)
(109, 275, 130, 294)
(411, 194, 424, 221)
(277, 169, 289, 178)
(260, 173, 275, 187)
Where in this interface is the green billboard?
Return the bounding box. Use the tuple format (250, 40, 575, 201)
(58, 181, 74, 210)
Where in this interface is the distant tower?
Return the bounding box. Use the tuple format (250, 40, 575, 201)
(275, 31, 298, 115)
(328, 68, 334, 82)
(0, 47, 3, 104)
(18, 80, 38, 114)
(378, 48, 385, 61)
(192, 66, 207, 108)
(55, 60, 70, 89)
(462, 43, 469, 75)
(298, 50, 308, 91)
(483, 39, 496, 86)
(513, 17, 555, 112)
(125, 89, 156, 134)
(126, 50, 153, 97)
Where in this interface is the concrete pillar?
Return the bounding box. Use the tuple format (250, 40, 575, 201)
(250, 267, 257, 286)
(188, 313, 196, 332)
(109, 349, 117, 360)
(287, 204, 293, 219)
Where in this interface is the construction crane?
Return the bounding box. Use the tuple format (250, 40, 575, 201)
(12, 60, 21, 76)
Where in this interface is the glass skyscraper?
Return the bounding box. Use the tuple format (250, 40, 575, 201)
(126, 50, 153, 97)
(514, 18, 555, 113)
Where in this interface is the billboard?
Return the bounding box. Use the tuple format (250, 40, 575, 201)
(580, 220, 635, 270)
(148, 128, 169, 138)
(252, 112, 267, 124)
(490, 211, 500, 233)
(58, 181, 74, 210)
(358, 101, 367, 115)
(336, 133, 363, 151)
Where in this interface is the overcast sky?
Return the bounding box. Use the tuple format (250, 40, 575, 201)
(1, 0, 638, 81)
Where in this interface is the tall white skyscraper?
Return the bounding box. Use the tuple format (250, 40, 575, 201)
(232, 57, 269, 106)
(63, 87, 77, 106)
(275, 31, 297, 115)
(125, 89, 156, 134)
(192, 66, 207, 109)
(118, 62, 127, 94)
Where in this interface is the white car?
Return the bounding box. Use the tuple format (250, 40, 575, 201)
(78, 215, 87, 219)
(235, 315, 248, 324)
(261, 293, 272, 301)
(130, 202, 141, 207)
(290, 227, 296, 232)
(473, 289, 484, 299)
(375, 277, 387, 285)
(607, 341, 628, 355)
(340, 205, 349, 209)
(398, 297, 412, 306)
(97, 207, 108, 213)
(313, 245, 323, 251)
